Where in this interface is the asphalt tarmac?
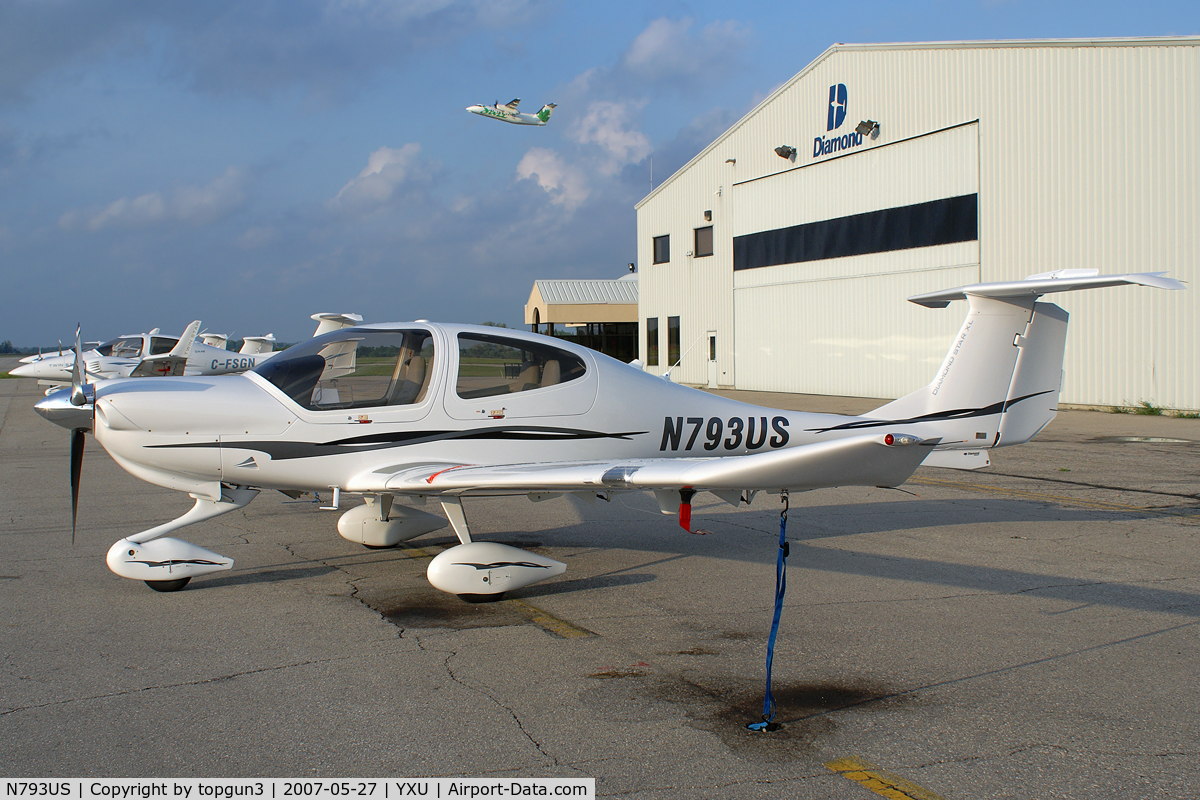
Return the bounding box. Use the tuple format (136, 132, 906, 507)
(2, 369, 1198, 798)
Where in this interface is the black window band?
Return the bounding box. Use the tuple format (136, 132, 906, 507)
(733, 193, 978, 271)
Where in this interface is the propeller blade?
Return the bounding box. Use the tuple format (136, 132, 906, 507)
(70, 325, 90, 407)
(70, 427, 85, 545)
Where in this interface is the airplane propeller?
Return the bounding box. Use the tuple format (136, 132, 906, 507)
(67, 325, 95, 544)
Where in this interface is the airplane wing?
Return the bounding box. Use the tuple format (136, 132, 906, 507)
(349, 433, 937, 496)
(129, 320, 200, 378)
(504, 98, 521, 111)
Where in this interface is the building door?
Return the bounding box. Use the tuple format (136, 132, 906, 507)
(707, 331, 718, 389)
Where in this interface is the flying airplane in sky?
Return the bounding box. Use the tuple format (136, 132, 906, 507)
(11, 313, 362, 390)
(34, 271, 1182, 596)
(466, 98, 556, 125)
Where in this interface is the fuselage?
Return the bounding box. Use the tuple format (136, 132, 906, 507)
(465, 105, 548, 125)
(82, 322, 915, 500)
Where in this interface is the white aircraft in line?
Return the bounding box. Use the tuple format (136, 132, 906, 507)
(12, 313, 362, 390)
(35, 271, 1182, 596)
(466, 98, 556, 125)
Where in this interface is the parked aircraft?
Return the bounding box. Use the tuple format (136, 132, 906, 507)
(12, 313, 361, 390)
(34, 272, 1182, 596)
(466, 98, 556, 126)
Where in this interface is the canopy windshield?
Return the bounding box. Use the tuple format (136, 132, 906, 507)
(254, 328, 435, 411)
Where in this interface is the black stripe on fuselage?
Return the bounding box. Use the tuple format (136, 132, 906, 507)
(145, 425, 648, 461)
(804, 391, 1053, 434)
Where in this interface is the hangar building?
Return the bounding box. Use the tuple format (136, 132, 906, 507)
(635, 37, 1198, 410)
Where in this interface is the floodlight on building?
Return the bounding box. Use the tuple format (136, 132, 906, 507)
(774, 145, 797, 160)
(855, 119, 880, 138)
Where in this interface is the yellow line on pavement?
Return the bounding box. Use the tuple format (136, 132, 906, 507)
(506, 597, 596, 639)
(824, 757, 946, 800)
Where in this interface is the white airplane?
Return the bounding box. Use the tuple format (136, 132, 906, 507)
(12, 313, 362, 390)
(34, 271, 1182, 596)
(466, 98, 556, 126)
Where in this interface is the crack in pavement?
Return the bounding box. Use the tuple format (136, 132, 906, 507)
(438, 649, 559, 768)
(0, 656, 357, 716)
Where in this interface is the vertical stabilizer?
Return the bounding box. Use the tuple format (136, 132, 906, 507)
(865, 294, 1036, 448)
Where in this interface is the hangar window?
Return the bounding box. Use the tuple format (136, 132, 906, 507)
(694, 226, 713, 257)
(646, 317, 659, 366)
(653, 235, 670, 264)
(667, 316, 680, 366)
(455, 333, 586, 399)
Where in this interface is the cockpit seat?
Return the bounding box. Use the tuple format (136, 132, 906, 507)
(389, 355, 426, 405)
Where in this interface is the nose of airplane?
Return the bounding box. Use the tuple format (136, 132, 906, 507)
(10, 359, 70, 380)
(94, 374, 296, 436)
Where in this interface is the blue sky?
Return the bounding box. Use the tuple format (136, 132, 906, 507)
(2, 1, 1196, 346)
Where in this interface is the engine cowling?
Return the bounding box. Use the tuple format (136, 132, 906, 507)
(427, 542, 566, 596)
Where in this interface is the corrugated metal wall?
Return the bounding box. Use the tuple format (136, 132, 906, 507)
(636, 39, 1199, 409)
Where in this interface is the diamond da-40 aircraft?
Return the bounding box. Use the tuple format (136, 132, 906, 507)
(34, 271, 1182, 596)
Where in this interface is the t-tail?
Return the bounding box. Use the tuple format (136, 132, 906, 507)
(537, 103, 557, 124)
(863, 270, 1184, 467)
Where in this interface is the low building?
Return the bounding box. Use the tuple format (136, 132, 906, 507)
(524, 275, 639, 362)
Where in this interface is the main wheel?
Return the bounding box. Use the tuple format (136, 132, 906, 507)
(145, 577, 191, 592)
(458, 592, 505, 603)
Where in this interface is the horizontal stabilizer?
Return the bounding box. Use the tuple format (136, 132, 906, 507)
(921, 450, 991, 470)
(909, 271, 1185, 308)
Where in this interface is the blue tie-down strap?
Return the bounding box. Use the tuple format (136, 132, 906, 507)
(748, 491, 789, 732)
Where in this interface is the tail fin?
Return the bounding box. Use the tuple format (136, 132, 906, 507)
(866, 272, 1184, 451)
(239, 334, 276, 355)
(129, 320, 200, 378)
(311, 313, 363, 337)
(537, 103, 556, 123)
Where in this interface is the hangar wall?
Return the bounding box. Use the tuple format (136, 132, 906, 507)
(636, 38, 1199, 410)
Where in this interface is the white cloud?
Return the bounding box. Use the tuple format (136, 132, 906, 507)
(569, 101, 651, 176)
(515, 147, 589, 212)
(620, 17, 749, 90)
(331, 143, 423, 208)
(59, 166, 247, 232)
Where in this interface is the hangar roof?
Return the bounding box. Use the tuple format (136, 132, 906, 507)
(635, 35, 1200, 210)
(524, 276, 638, 325)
